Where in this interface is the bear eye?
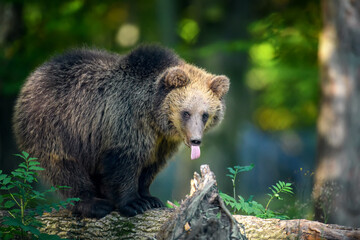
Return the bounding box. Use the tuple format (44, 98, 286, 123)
(202, 113, 209, 123)
(182, 111, 191, 120)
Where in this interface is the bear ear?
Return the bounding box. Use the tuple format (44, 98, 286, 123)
(209, 75, 230, 98)
(160, 67, 190, 90)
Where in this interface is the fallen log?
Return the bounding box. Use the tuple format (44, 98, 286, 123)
(1, 165, 359, 239)
(234, 215, 360, 240)
(38, 164, 245, 240)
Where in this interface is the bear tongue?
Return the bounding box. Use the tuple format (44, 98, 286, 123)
(191, 145, 201, 160)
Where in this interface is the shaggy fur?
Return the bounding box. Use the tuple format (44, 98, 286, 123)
(13, 45, 229, 218)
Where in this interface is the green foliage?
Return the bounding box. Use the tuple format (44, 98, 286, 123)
(220, 165, 294, 219)
(0, 152, 79, 240)
(166, 200, 180, 209)
(226, 165, 254, 201)
(246, 2, 320, 130)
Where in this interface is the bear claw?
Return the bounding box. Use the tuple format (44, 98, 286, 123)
(142, 196, 164, 209)
(73, 198, 114, 219)
(118, 198, 153, 217)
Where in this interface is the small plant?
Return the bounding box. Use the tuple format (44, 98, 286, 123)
(0, 151, 79, 240)
(166, 200, 180, 209)
(226, 165, 254, 200)
(220, 165, 294, 219)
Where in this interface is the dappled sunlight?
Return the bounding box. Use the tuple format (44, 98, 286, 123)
(178, 19, 200, 44)
(246, 67, 277, 90)
(115, 23, 140, 47)
(255, 107, 295, 131)
(249, 42, 276, 67)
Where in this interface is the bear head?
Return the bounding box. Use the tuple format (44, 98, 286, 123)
(156, 63, 230, 160)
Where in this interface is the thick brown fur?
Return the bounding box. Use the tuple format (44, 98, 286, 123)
(13, 45, 229, 218)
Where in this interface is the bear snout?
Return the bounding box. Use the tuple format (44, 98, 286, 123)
(190, 138, 202, 146)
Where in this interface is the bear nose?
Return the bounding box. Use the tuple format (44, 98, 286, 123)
(190, 139, 202, 146)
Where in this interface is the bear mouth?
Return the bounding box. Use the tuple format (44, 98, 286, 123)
(190, 145, 201, 160)
(184, 140, 201, 160)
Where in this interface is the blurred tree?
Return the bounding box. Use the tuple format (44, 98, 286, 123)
(0, 2, 24, 47)
(246, 1, 320, 131)
(314, 0, 360, 227)
(0, 1, 25, 171)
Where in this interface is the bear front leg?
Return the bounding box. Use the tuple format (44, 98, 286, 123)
(41, 153, 114, 218)
(101, 148, 152, 217)
(138, 162, 165, 209)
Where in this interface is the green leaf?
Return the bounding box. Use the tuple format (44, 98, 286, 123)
(1, 185, 13, 190)
(25, 175, 35, 182)
(31, 190, 44, 197)
(21, 151, 29, 159)
(234, 164, 255, 173)
(282, 188, 294, 194)
(4, 200, 16, 209)
(227, 167, 235, 174)
(2, 177, 11, 185)
(67, 197, 80, 202)
(0, 174, 8, 181)
(38, 232, 64, 240)
(3, 217, 23, 227)
(14, 168, 26, 173)
(18, 163, 27, 169)
(29, 166, 45, 171)
(29, 161, 40, 166)
(13, 153, 26, 160)
(10, 208, 21, 215)
(20, 224, 41, 236)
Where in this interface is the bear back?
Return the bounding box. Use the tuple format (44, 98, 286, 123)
(121, 45, 182, 79)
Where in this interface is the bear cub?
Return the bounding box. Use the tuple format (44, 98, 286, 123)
(13, 45, 229, 218)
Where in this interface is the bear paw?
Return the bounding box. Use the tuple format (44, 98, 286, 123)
(117, 198, 153, 217)
(141, 196, 164, 209)
(73, 198, 114, 219)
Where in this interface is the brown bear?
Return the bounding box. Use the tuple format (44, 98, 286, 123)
(13, 45, 229, 218)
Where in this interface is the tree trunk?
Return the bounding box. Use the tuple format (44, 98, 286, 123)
(314, 0, 360, 227)
(0, 1, 24, 47)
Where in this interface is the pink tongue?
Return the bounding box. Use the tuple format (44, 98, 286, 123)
(191, 146, 201, 160)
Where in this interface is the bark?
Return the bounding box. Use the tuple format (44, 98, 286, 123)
(315, 0, 360, 227)
(39, 208, 172, 239)
(1, 165, 360, 239)
(156, 165, 245, 240)
(234, 215, 360, 240)
(40, 165, 246, 240)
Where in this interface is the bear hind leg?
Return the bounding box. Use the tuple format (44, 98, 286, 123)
(42, 153, 114, 218)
